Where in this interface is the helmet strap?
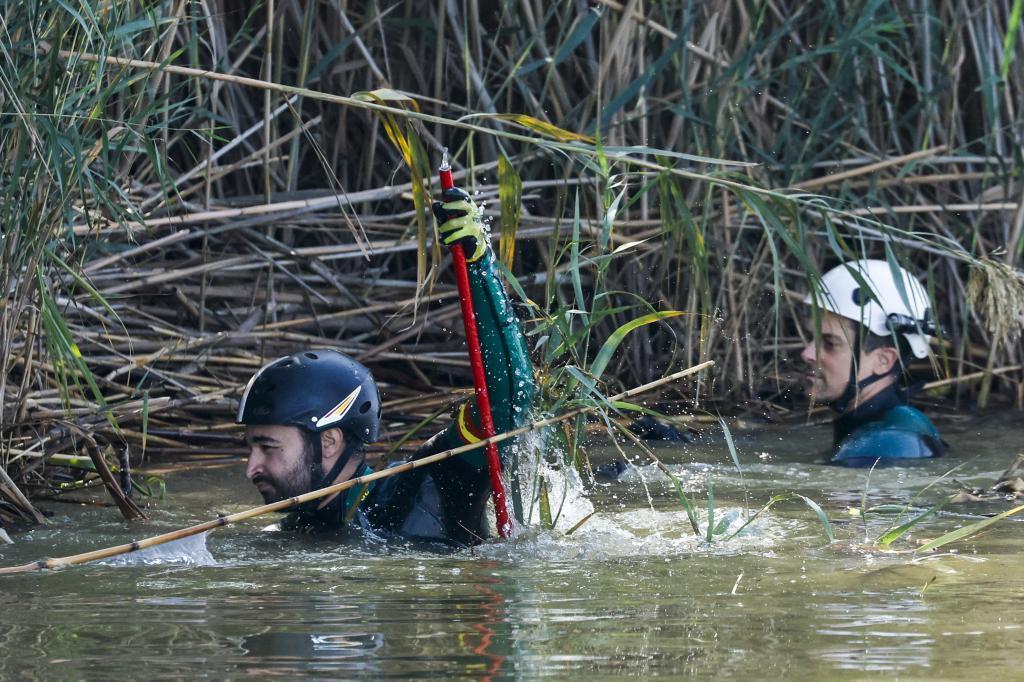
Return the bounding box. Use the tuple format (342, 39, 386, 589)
(313, 436, 366, 509)
(296, 432, 365, 516)
(829, 334, 897, 413)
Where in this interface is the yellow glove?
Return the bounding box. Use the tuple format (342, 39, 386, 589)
(431, 187, 487, 263)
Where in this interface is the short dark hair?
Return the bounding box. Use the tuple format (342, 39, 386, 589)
(855, 321, 913, 368)
(302, 429, 322, 480)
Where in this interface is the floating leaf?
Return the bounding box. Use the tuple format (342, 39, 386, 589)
(916, 503, 1024, 553)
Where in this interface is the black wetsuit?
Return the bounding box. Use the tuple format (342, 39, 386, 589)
(286, 251, 535, 546)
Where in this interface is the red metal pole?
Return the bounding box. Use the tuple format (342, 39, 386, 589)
(439, 152, 513, 538)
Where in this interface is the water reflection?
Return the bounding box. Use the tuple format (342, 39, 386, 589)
(813, 596, 933, 672)
(240, 631, 384, 658)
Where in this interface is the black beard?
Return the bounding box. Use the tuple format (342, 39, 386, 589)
(251, 439, 318, 504)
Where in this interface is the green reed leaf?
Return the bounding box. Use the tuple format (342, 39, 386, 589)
(876, 500, 946, 548)
(1002, 0, 1024, 78)
(795, 494, 834, 543)
(916, 503, 1024, 553)
(538, 476, 553, 530)
(554, 8, 601, 65)
(589, 310, 684, 382)
(498, 154, 523, 268)
(705, 480, 716, 543)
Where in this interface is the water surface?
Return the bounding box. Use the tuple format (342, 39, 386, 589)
(1, 413, 1021, 679)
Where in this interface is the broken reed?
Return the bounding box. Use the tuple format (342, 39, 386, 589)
(2, 0, 1024, 520)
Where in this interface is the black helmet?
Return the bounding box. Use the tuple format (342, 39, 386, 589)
(237, 349, 381, 443)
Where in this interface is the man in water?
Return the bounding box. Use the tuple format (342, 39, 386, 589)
(801, 259, 946, 466)
(236, 189, 535, 544)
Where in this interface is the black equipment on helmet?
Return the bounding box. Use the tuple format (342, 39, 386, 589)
(885, 311, 937, 337)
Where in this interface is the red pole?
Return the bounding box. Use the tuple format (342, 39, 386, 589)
(438, 151, 513, 538)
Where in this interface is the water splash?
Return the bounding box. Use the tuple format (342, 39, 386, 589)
(478, 505, 793, 562)
(100, 531, 217, 567)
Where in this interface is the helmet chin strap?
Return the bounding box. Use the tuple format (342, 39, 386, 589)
(829, 335, 895, 413)
(317, 437, 364, 489)
(298, 433, 365, 516)
(829, 368, 891, 414)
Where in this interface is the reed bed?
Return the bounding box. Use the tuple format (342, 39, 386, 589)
(1, 0, 1023, 523)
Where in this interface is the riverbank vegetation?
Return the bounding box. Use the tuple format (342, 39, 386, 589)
(2, 0, 1023, 524)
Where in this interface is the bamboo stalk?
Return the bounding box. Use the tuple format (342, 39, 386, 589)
(848, 202, 1019, 215)
(46, 48, 759, 206)
(792, 146, 949, 190)
(922, 365, 1022, 391)
(0, 361, 713, 574)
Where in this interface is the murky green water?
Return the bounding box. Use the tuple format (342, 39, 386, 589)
(2, 414, 1022, 679)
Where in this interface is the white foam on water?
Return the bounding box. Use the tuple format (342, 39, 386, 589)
(478, 503, 795, 562)
(474, 432, 796, 562)
(100, 531, 217, 567)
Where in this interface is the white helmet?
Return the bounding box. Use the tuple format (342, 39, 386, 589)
(803, 259, 935, 359)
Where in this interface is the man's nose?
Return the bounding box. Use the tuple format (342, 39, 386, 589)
(245, 450, 264, 480)
(800, 342, 816, 365)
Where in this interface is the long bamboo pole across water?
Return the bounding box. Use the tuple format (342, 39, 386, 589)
(0, 361, 713, 575)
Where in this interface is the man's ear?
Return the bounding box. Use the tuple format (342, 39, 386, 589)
(319, 428, 346, 464)
(867, 346, 899, 376)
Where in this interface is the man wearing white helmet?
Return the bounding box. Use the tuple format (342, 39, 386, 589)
(800, 259, 947, 466)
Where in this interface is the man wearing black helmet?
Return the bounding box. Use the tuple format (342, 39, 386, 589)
(237, 188, 535, 545)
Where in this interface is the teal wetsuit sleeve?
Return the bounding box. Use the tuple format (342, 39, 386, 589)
(376, 249, 533, 541)
(431, 250, 536, 469)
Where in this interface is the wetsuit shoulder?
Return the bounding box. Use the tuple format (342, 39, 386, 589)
(877, 405, 942, 436)
(831, 405, 946, 467)
(361, 429, 496, 546)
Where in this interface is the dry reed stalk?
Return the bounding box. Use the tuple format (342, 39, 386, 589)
(3, 0, 1023, 517)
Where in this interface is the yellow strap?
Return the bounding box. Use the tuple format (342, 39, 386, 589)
(456, 403, 482, 444)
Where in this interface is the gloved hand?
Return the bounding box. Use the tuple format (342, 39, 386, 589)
(432, 187, 487, 263)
